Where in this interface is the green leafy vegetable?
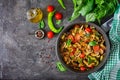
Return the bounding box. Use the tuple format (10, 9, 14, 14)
(87, 56, 93, 64)
(39, 20, 45, 29)
(68, 0, 84, 21)
(56, 62, 66, 72)
(69, 0, 118, 23)
(66, 39, 71, 46)
(79, 0, 94, 16)
(86, 13, 97, 22)
(95, 0, 104, 5)
(85, 33, 90, 37)
(89, 56, 99, 66)
(89, 41, 97, 46)
(56, 20, 62, 25)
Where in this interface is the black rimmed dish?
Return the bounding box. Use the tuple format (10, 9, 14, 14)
(56, 22, 110, 74)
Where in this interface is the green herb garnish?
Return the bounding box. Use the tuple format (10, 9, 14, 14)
(39, 20, 45, 29)
(56, 20, 62, 25)
(69, 0, 118, 23)
(89, 41, 97, 46)
(66, 39, 71, 46)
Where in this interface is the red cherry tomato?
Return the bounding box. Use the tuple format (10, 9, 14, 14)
(70, 52, 74, 56)
(72, 48, 76, 53)
(47, 31, 54, 39)
(80, 66, 86, 71)
(47, 5, 54, 12)
(85, 27, 92, 33)
(55, 12, 63, 20)
(80, 53, 85, 58)
(68, 34, 74, 42)
(75, 34, 81, 42)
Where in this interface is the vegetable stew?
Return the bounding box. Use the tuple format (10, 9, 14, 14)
(59, 24, 106, 71)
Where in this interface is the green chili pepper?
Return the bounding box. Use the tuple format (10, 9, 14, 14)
(48, 11, 64, 33)
(89, 56, 99, 66)
(58, 0, 66, 9)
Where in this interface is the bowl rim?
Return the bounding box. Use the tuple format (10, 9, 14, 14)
(56, 22, 110, 74)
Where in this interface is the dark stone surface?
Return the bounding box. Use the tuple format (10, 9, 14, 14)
(1, 0, 120, 79)
(2, 0, 114, 80)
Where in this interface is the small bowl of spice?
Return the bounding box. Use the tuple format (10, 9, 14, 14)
(35, 29, 45, 39)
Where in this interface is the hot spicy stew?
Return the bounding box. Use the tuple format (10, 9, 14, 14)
(59, 24, 106, 71)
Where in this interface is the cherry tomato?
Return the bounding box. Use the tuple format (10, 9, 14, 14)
(70, 52, 74, 56)
(68, 35, 75, 43)
(70, 48, 76, 56)
(80, 66, 86, 71)
(72, 47, 76, 53)
(47, 5, 54, 12)
(85, 27, 92, 33)
(47, 31, 54, 39)
(93, 45, 100, 52)
(80, 53, 85, 58)
(55, 12, 63, 20)
(75, 34, 81, 42)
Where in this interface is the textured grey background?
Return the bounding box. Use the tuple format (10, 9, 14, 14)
(0, 0, 89, 80)
(1, 0, 117, 80)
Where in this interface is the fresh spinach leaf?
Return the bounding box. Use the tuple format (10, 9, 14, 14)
(39, 20, 45, 29)
(86, 13, 96, 22)
(68, 0, 84, 21)
(69, 0, 118, 23)
(79, 0, 94, 16)
(95, 0, 104, 5)
(66, 39, 71, 46)
(56, 20, 62, 25)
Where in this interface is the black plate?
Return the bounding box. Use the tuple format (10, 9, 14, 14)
(56, 22, 110, 74)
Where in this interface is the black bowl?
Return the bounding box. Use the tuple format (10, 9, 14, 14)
(56, 22, 110, 74)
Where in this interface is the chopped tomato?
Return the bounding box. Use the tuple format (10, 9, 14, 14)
(93, 45, 100, 52)
(75, 34, 81, 42)
(68, 35, 75, 43)
(85, 27, 92, 33)
(80, 66, 86, 71)
(80, 53, 85, 58)
(72, 48, 76, 53)
(70, 52, 74, 56)
(88, 65, 94, 69)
